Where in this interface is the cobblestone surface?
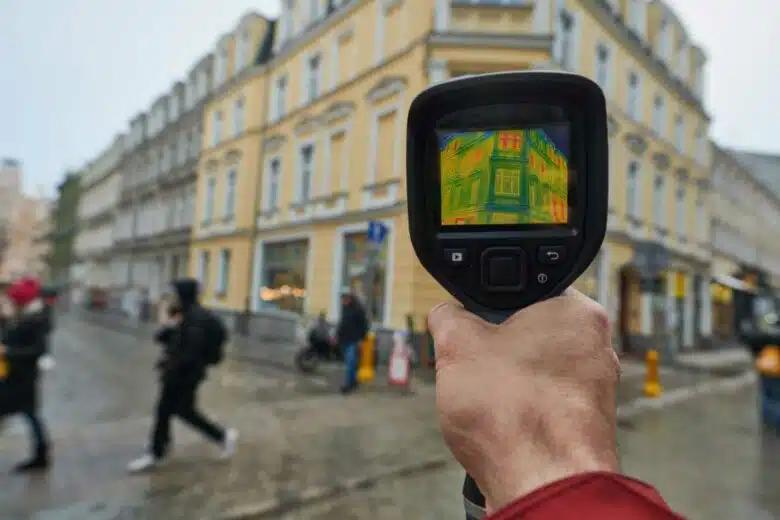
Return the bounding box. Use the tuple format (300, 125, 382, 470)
(1, 314, 776, 520)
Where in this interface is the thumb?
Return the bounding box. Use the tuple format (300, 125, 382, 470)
(428, 302, 487, 365)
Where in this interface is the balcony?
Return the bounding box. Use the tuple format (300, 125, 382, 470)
(430, 0, 552, 75)
(449, 0, 535, 35)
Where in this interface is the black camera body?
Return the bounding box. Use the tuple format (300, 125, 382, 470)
(406, 71, 609, 324)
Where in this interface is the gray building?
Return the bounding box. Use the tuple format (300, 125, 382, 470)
(110, 54, 213, 308)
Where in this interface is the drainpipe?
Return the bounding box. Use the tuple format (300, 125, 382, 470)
(240, 63, 271, 336)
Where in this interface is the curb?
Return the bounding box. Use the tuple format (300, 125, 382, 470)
(616, 370, 757, 420)
(219, 457, 451, 519)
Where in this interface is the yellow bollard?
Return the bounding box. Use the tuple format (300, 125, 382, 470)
(357, 332, 376, 383)
(643, 349, 663, 398)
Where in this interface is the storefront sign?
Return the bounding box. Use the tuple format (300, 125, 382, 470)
(633, 241, 669, 278)
(670, 272, 686, 298)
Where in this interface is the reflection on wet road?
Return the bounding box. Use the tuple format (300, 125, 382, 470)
(0, 316, 777, 519)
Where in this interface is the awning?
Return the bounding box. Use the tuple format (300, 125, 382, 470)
(713, 274, 757, 293)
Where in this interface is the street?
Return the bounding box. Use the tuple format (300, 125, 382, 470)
(0, 316, 777, 519)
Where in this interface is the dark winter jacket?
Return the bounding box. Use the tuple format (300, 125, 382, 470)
(1, 298, 48, 414)
(336, 298, 369, 346)
(154, 279, 216, 383)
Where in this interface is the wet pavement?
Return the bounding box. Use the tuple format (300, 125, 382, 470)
(0, 315, 777, 519)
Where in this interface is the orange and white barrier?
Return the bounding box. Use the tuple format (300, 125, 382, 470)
(388, 331, 412, 388)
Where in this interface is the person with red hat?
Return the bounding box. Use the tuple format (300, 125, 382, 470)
(0, 276, 52, 472)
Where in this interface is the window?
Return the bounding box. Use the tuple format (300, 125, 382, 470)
(676, 185, 686, 238)
(266, 158, 281, 210)
(658, 16, 671, 61)
(627, 0, 646, 38)
(179, 132, 188, 164)
(678, 45, 689, 80)
(695, 126, 706, 164)
(494, 169, 521, 196)
(211, 111, 222, 146)
(556, 9, 575, 70)
(695, 193, 706, 241)
(224, 168, 237, 220)
(272, 76, 287, 120)
(674, 114, 684, 152)
(169, 95, 179, 121)
(197, 251, 210, 289)
(627, 72, 640, 120)
(653, 174, 666, 228)
(204, 177, 216, 224)
(232, 98, 244, 137)
(340, 231, 389, 323)
(299, 145, 314, 202)
(595, 43, 611, 95)
(281, 0, 295, 42)
(308, 0, 321, 23)
(216, 248, 231, 295)
(259, 240, 309, 314)
(216, 47, 228, 84)
(652, 94, 665, 136)
(197, 70, 208, 99)
(627, 160, 640, 220)
(236, 30, 249, 69)
(305, 54, 321, 103)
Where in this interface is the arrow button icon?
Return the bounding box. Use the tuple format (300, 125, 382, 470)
(538, 246, 566, 265)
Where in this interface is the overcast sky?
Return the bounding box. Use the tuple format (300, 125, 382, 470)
(0, 1, 776, 197)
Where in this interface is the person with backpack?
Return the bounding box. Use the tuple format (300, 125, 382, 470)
(127, 278, 237, 473)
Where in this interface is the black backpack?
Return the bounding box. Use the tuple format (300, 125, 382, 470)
(203, 311, 228, 365)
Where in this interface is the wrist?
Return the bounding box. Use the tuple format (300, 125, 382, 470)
(481, 446, 619, 513)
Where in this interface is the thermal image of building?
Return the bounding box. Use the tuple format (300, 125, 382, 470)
(440, 129, 568, 225)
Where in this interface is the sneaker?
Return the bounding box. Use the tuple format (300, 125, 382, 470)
(127, 454, 163, 473)
(220, 429, 238, 459)
(13, 455, 49, 474)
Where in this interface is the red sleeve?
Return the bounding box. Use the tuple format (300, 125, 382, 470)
(486, 472, 686, 520)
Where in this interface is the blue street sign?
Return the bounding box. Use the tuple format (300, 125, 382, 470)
(367, 220, 388, 245)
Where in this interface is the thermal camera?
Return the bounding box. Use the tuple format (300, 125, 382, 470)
(405, 71, 609, 518)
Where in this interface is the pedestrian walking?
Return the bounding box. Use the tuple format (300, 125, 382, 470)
(335, 290, 369, 394)
(0, 277, 52, 473)
(127, 278, 237, 473)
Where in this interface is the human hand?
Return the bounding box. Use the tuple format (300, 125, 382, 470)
(428, 289, 620, 513)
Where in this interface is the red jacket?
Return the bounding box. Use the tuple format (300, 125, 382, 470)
(486, 472, 686, 520)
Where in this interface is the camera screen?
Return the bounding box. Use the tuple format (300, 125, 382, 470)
(439, 125, 570, 226)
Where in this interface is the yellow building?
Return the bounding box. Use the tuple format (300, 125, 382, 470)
(190, 0, 713, 351)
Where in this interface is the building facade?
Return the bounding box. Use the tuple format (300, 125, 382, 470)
(185, 0, 713, 352)
(709, 146, 780, 342)
(110, 53, 207, 307)
(2, 195, 51, 280)
(73, 134, 125, 295)
(0, 158, 24, 271)
(47, 173, 81, 286)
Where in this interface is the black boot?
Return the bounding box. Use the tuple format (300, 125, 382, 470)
(13, 445, 50, 473)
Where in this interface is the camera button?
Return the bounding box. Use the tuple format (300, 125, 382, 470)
(482, 248, 527, 290)
(444, 249, 468, 266)
(538, 245, 566, 265)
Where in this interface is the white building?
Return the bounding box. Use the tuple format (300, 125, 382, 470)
(712, 146, 780, 280)
(110, 54, 209, 304)
(73, 134, 125, 292)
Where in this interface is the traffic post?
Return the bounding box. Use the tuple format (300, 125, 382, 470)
(356, 220, 388, 384)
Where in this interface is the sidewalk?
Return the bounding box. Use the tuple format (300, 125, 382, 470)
(674, 347, 753, 376)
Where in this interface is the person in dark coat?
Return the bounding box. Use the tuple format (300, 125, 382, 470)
(335, 291, 369, 394)
(0, 277, 52, 473)
(127, 279, 237, 473)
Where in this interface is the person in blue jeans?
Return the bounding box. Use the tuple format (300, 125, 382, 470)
(335, 291, 369, 394)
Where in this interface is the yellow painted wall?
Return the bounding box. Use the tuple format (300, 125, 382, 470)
(184, 0, 714, 336)
(189, 237, 252, 311)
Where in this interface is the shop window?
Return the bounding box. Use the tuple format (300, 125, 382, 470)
(340, 230, 389, 323)
(259, 240, 309, 314)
